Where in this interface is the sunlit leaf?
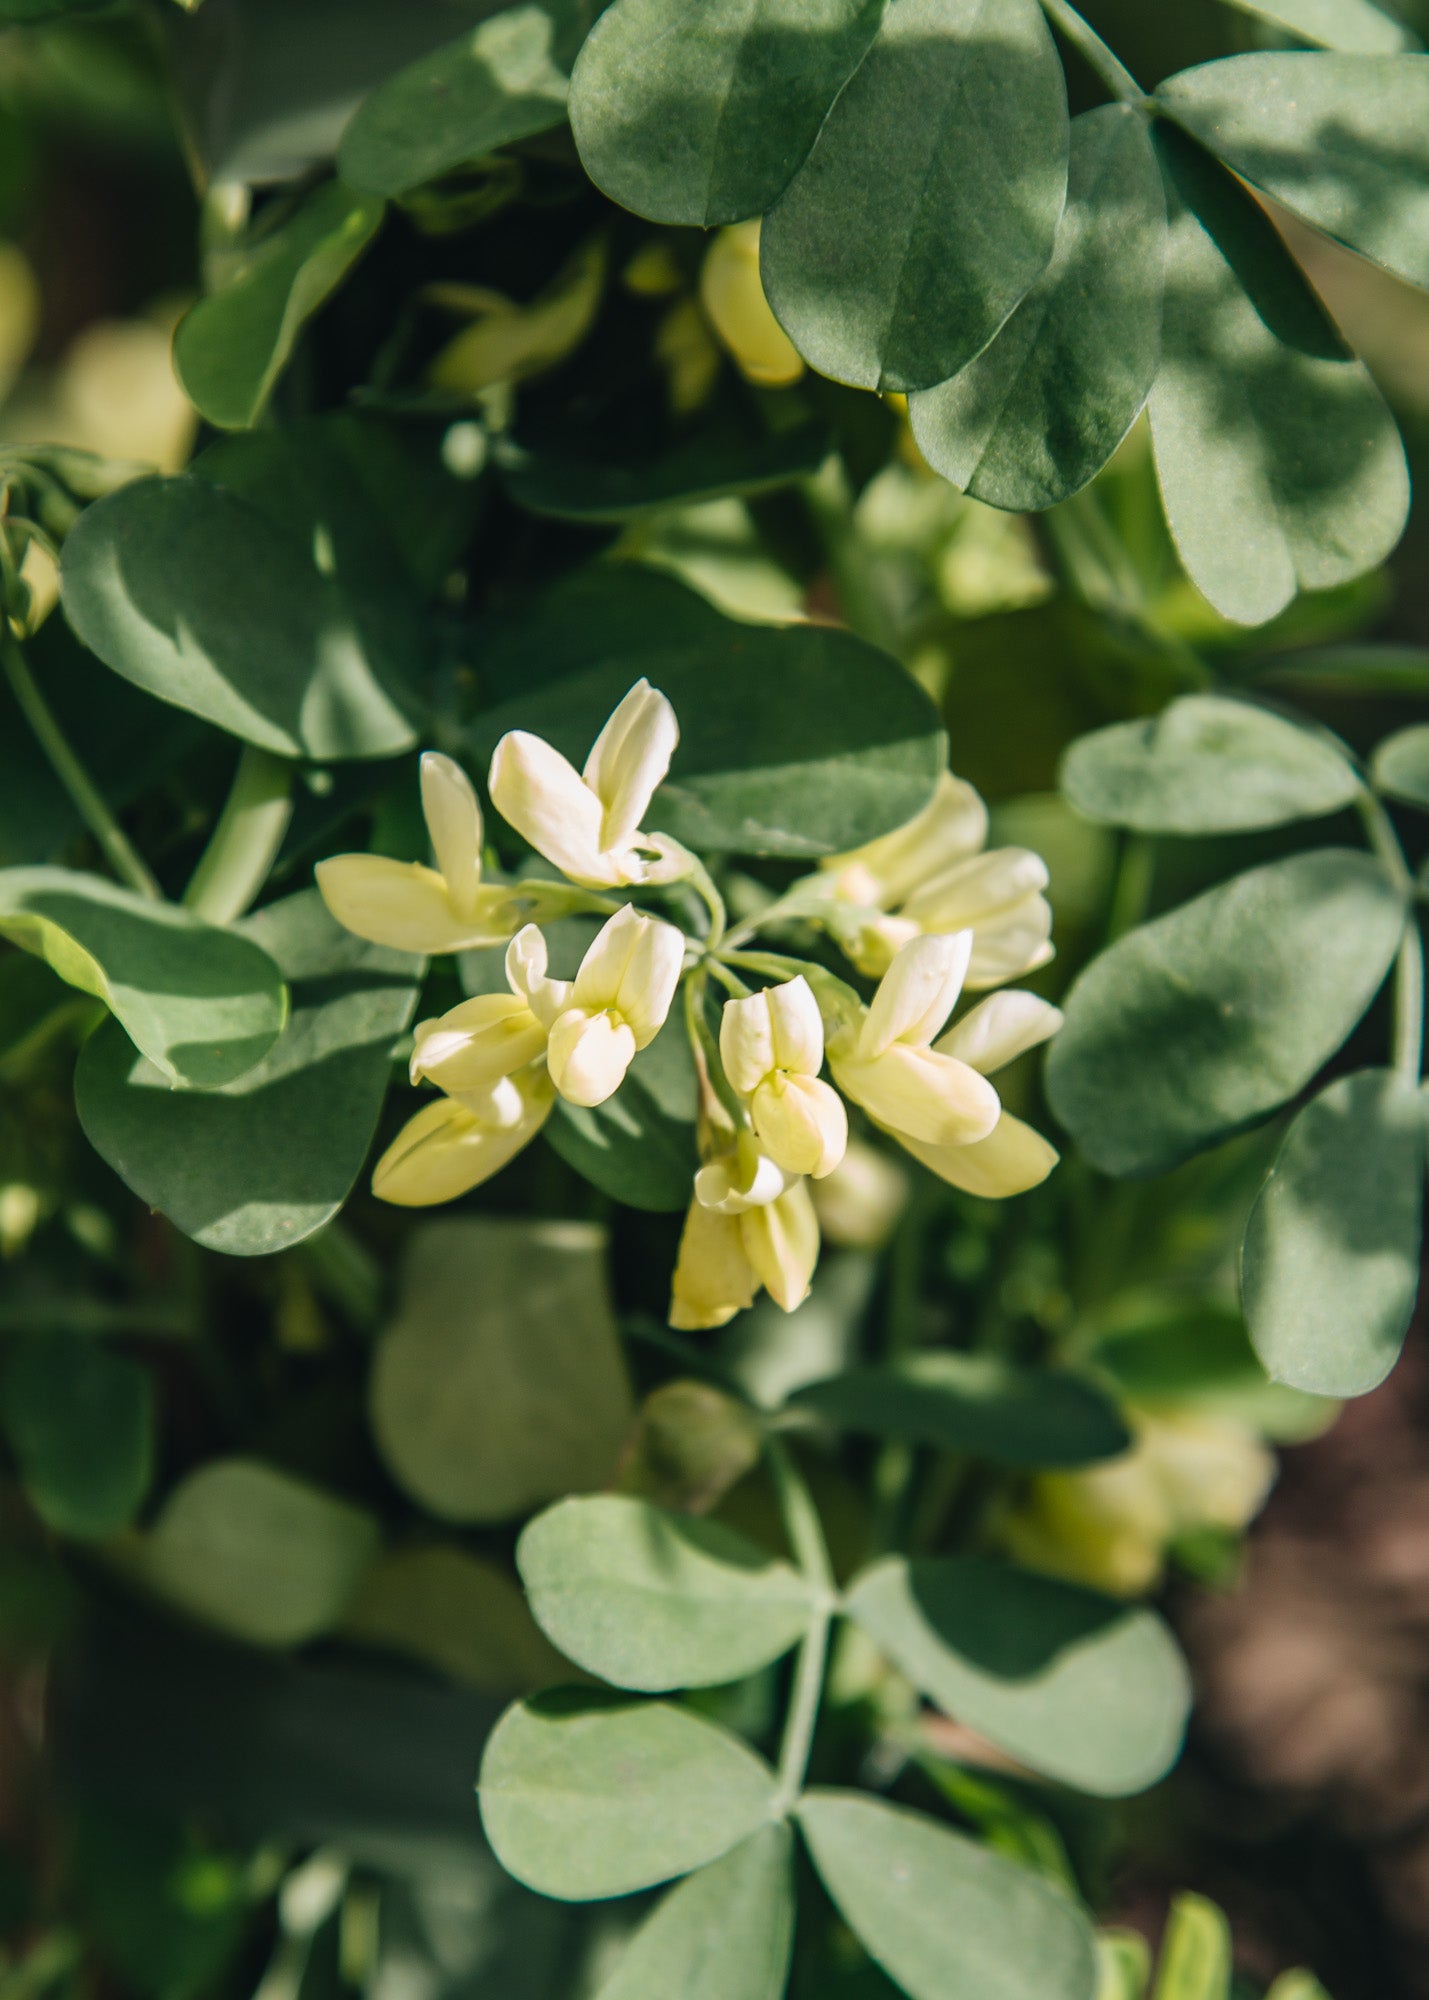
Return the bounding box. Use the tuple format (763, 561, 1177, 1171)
(1218, 0, 1415, 51)
(1371, 723, 1429, 809)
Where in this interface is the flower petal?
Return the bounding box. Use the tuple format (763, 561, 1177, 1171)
(739, 1180, 819, 1312)
(582, 679, 679, 854)
(409, 992, 547, 1093)
(719, 989, 776, 1098)
(752, 1073, 847, 1179)
(859, 932, 972, 1056)
(896, 1111, 1059, 1199)
(371, 1077, 552, 1206)
(934, 991, 1063, 1076)
(489, 729, 610, 886)
(547, 1007, 637, 1107)
(694, 1135, 798, 1214)
(823, 772, 988, 908)
(833, 1042, 1000, 1147)
(506, 923, 571, 1026)
(669, 1198, 759, 1330)
(420, 751, 483, 916)
(316, 855, 507, 952)
(902, 847, 1050, 929)
(765, 975, 824, 1076)
(613, 914, 684, 1046)
(965, 903, 1055, 991)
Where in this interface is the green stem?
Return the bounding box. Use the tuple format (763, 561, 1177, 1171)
(685, 854, 727, 950)
(684, 968, 745, 1126)
(767, 1437, 836, 1812)
(2, 632, 161, 899)
(1104, 832, 1156, 946)
(1037, 0, 1146, 105)
(184, 745, 294, 924)
(1358, 790, 1424, 1082)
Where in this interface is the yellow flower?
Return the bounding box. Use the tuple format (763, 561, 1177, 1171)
(317, 752, 519, 954)
(670, 1151, 820, 1329)
(544, 903, 685, 1109)
(488, 678, 681, 889)
(718, 975, 847, 1180)
(407, 924, 562, 1097)
(827, 933, 1000, 1148)
(812, 1139, 911, 1249)
(426, 236, 605, 395)
(371, 1069, 555, 1207)
(698, 221, 804, 389)
(896, 988, 1061, 1199)
(669, 1201, 760, 1330)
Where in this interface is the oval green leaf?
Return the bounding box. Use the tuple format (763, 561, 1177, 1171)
(496, 418, 830, 522)
(473, 623, 946, 858)
(1243, 1068, 1426, 1396)
(593, 1824, 794, 2000)
(759, 0, 1068, 393)
(478, 1690, 781, 1900)
(797, 1791, 1098, 2000)
(909, 106, 1164, 512)
(789, 1353, 1130, 1468)
(845, 1555, 1190, 1797)
(1371, 723, 1429, 810)
(1159, 53, 1429, 288)
(0, 867, 286, 1088)
(173, 178, 384, 431)
(1218, 0, 1415, 52)
(1060, 695, 1361, 834)
(1147, 129, 1408, 627)
(0, 1340, 154, 1539)
(341, 1547, 569, 1695)
(369, 1217, 634, 1521)
(1047, 848, 1407, 1177)
(61, 472, 419, 761)
(74, 891, 422, 1255)
(546, 1022, 698, 1211)
(518, 1494, 815, 1691)
(569, 0, 882, 225)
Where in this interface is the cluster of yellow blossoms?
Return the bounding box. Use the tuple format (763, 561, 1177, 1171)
(315, 680, 1059, 1331)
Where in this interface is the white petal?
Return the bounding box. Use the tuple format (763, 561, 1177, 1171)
(833, 1042, 1000, 1147)
(751, 1073, 847, 1179)
(408, 992, 546, 1093)
(739, 1180, 819, 1312)
(935, 991, 1063, 1076)
(719, 989, 776, 1098)
(572, 903, 644, 1011)
(488, 730, 612, 886)
(613, 915, 684, 1046)
(896, 1111, 1059, 1198)
(859, 931, 972, 1056)
(371, 1078, 552, 1205)
(420, 752, 483, 917)
(902, 847, 1050, 929)
(547, 1007, 637, 1107)
(694, 1135, 798, 1214)
(669, 1199, 759, 1330)
(822, 772, 989, 908)
(505, 923, 571, 1026)
(765, 975, 824, 1076)
(317, 855, 509, 953)
(965, 901, 1055, 990)
(582, 679, 679, 854)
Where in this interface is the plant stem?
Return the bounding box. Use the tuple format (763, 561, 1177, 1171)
(1358, 789, 1424, 1082)
(767, 1436, 836, 1811)
(2, 632, 161, 899)
(184, 745, 294, 924)
(1037, 0, 1146, 105)
(685, 854, 727, 950)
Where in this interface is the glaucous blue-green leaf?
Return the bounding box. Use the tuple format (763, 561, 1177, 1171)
(134, 1458, 380, 1648)
(0, 1340, 154, 1538)
(1159, 54, 1429, 288)
(479, 1690, 781, 1900)
(759, 0, 1068, 393)
(341, 1547, 568, 1695)
(1243, 1068, 1425, 1396)
(1047, 848, 1408, 1177)
(496, 419, 830, 522)
(845, 1556, 1190, 1797)
(0, 867, 286, 1088)
(74, 892, 421, 1255)
(592, 1824, 794, 2000)
(473, 623, 946, 858)
(797, 1792, 1098, 2000)
(61, 468, 420, 761)
(173, 178, 384, 430)
(547, 1023, 698, 1211)
(1219, 0, 1415, 51)
(1371, 724, 1429, 809)
(908, 106, 1164, 511)
(789, 1353, 1130, 1467)
(1147, 128, 1408, 626)
(1060, 695, 1361, 834)
(569, 0, 883, 225)
(340, 4, 591, 197)
(517, 1494, 815, 1690)
(369, 1217, 634, 1521)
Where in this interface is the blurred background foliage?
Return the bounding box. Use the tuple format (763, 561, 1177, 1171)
(0, 2, 1426, 1998)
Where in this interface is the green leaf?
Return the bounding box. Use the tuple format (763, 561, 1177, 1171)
(61, 467, 420, 762)
(517, 1494, 815, 1691)
(135, 1458, 380, 1648)
(1060, 696, 1361, 834)
(173, 178, 384, 430)
(1090, 1305, 1335, 1443)
(546, 1021, 698, 1212)
(1147, 129, 1408, 627)
(1150, 1895, 1230, 2000)
(568, 0, 882, 225)
(1159, 54, 1429, 288)
(1257, 644, 1429, 699)
(473, 622, 946, 858)
(0, 0, 108, 15)
(341, 1547, 569, 1695)
(797, 1791, 1098, 2000)
(844, 1555, 1190, 1797)
(1371, 723, 1429, 809)
(789, 1354, 1130, 1468)
(340, 3, 594, 198)
(478, 1689, 781, 1900)
(1242, 1068, 1425, 1396)
(0, 1340, 153, 1538)
(0, 867, 286, 1089)
(369, 1217, 634, 1521)
(1046, 849, 1407, 1177)
(1218, 0, 1415, 52)
(74, 892, 421, 1256)
(1265, 1974, 1334, 2000)
(592, 1824, 795, 2000)
(496, 419, 830, 522)
(908, 106, 1164, 511)
(760, 0, 1068, 393)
